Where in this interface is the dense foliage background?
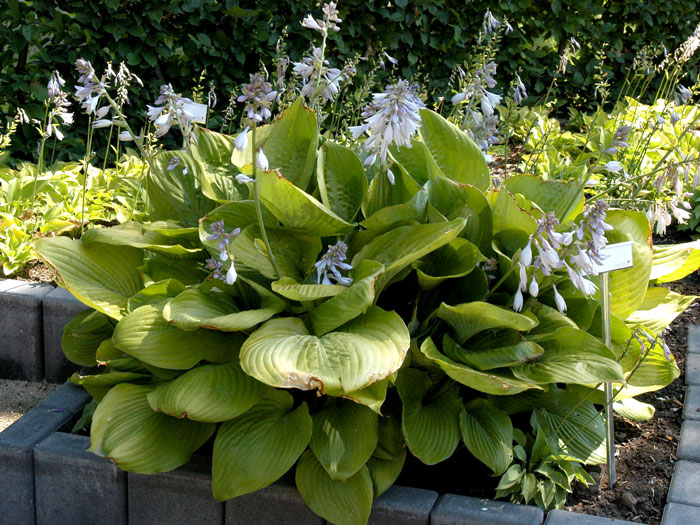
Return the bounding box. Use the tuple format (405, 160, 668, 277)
(3, 0, 700, 122)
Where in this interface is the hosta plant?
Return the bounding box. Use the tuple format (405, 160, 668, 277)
(37, 80, 698, 525)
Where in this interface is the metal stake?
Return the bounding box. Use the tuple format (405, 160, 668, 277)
(601, 271, 615, 488)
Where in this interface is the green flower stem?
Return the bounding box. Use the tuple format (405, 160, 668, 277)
(80, 115, 95, 236)
(30, 104, 51, 222)
(251, 124, 282, 279)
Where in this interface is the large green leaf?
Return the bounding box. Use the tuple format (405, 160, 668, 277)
(317, 141, 367, 222)
(163, 287, 284, 332)
(420, 337, 539, 395)
(310, 398, 378, 480)
(82, 222, 201, 258)
(62, 309, 114, 366)
(352, 218, 466, 293)
(89, 384, 215, 472)
(257, 169, 355, 237)
(512, 327, 624, 384)
(148, 149, 215, 226)
(340, 379, 389, 414)
(650, 240, 700, 283)
(271, 278, 346, 301)
(240, 306, 409, 395)
(71, 370, 150, 401)
(360, 160, 421, 218)
(443, 334, 544, 371)
(366, 413, 407, 497)
(126, 279, 187, 312)
(413, 238, 482, 290)
(192, 126, 246, 203)
(147, 362, 267, 422)
(437, 301, 538, 344)
(626, 287, 697, 334)
(418, 109, 489, 191)
(310, 260, 384, 336)
(112, 303, 243, 369)
(427, 176, 492, 255)
(390, 139, 441, 185)
(296, 450, 373, 525)
(360, 188, 428, 231)
(460, 399, 513, 475)
(212, 389, 312, 500)
(36, 237, 144, 319)
(613, 397, 655, 422)
(605, 209, 653, 319)
(505, 175, 584, 222)
(262, 98, 318, 191)
(396, 369, 461, 465)
(490, 189, 539, 256)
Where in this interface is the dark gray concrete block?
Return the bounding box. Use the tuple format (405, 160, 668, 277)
(129, 456, 224, 525)
(34, 432, 127, 525)
(225, 474, 324, 525)
(430, 494, 544, 525)
(0, 282, 53, 380)
(661, 502, 700, 525)
(668, 461, 700, 506)
(43, 286, 88, 383)
(688, 325, 700, 354)
(678, 420, 700, 462)
(369, 485, 438, 525)
(0, 406, 75, 525)
(38, 381, 92, 414)
(687, 353, 700, 386)
(684, 386, 700, 421)
(545, 509, 640, 523)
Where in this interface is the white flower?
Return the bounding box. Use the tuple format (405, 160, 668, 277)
(235, 126, 249, 151)
(301, 14, 323, 32)
(480, 90, 501, 117)
(553, 285, 567, 313)
(256, 148, 269, 171)
(236, 174, 254, 184)
(95, 106, 110, 119)
(520, 239, 533, 267)
(224, 263, 237, 285)
(92, 119, 113, 129)
(118, 130, 134, 141)
(519, 263, 528, 291)
(513, 288, 524, 312)
(528, 277, 539, 297)
(451, 92, 468, 105)
(605, 161, 624, 173)
(386, 168, 395, 185)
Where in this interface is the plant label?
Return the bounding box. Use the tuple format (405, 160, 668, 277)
(595, 241, 634, 273)
(182, 102, 208, 124)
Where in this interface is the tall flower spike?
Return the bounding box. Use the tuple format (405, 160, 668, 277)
(315, 241, 353, 286)
(238, 73, 277, 123)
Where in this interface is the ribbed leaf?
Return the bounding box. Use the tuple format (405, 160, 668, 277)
(626, 287, 697, 334)
(491, 189, 539, 255)
(193, 126, 246, 203)
(212, 389, 312, 500)
(390, 138, 441, 185)
(147, 362, 267, 422)
(367, 454, 406, 499)
(71, 370, 149, 401)
(650, 240, 700, 283)
(613, 397, 655, 421)
(513, 327, 623, 384)
(163, 287, 284, 332)
(351, 218, 466, 293)
(112, 303, 244, 369)
(340, 379, 389, 414)
(89, 384, 215, 473)
(505, 174, 584, 222)
(414, 238, 482, 290)
(271, 278, 346, 301)
(443, 334, 544, 371)
(420, 337, 539, 395)
(240, 306, 409, 395)
(296, 450, 373, 525)
(360, 160, 421, 218)
(360, 189, 428, 231)
(418, 109, 489, 191)
(310, 260, 384, 336)
(62, 309, 114, 366)
(397, 369, 460, 465)
(310, 398, 378, 480)
(82, 221, 201, 258)
(460, 399, 513, 475)
(257, 169, 355, 237)
(317, 141, 367, 222)
(437, 301, 538, 344)
(36, 237, 144, 319)
(126, 279, 186, 312)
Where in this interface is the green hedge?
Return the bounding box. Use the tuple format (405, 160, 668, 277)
(3, 0, 699, 127)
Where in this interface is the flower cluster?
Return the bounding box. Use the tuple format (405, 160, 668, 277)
(513, 201, 613, 313)
(479, 9, 512, 43)
(237, 74, 277, 123)
(451, 62, 502, 118)
(315, 240, 353, 286)
(74, 59, 107, 115)
(147, 84, 195, 139)
(206, 220, 241, 285)
(349, 79, 424, 177)
(45, 71, 73, 141)
(292, 47, 350, 102)
(301, 2, 342, 36)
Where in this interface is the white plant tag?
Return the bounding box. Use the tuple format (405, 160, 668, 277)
(182, 102, 208, 124)
(595, 241, 634, 273)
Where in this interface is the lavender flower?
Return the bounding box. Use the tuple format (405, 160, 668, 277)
(349, 79, 424, 178)
(292, 47, 348, 102)
(676, 85, 692, 105)
(45, 71, 72, 141)
(315, 241, 353, 286)
(612, 124, 632, 149)
(207, 220, 241, 262)
(301, 2, 342, 36)
(147, 84, 195, 138)
(512, 74, 527, 105)
(168, 156, 188, 175)
(73, 59, 106, 115)
(237, 73, 277, 123)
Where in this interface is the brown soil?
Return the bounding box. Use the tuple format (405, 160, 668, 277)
(0, 379, 60, 432)
(14, 259, 56, 284)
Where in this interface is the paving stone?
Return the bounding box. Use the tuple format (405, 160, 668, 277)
(677, 420, 700, 462)
(689, 326, 700, 354)
(687, 353, 700, 386)
(129, 456, 224, 525)
(668, 461, 700, 506)
(0, 406, 75, 525)
(0, 278, 25, 293)
(34, 432, 127, 525)
(42, 286, 88, 383)
(661, 502, 700, 524)
(0, 282, 53, 380)
(37, 381, 92, 414)
(368, 485, 438, 525)
(545, 508, 640, 523)
(430, 494, 544, 525)
(225, 474, 324, 524)
(684, 386, 700, 421)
